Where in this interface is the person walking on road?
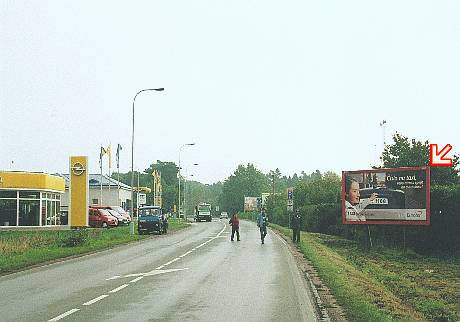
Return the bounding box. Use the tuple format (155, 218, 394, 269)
(290, 210, 301, 243)
(229, 213, 240, 241)
(256, 209, 269, 244)
(161, 214, 168, 234)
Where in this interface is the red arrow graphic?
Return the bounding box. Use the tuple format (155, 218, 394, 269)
(430, 144, 453, 166)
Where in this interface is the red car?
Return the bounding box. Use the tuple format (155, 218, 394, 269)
(88, 208, 118, 228)
(91, 205, 131, 224)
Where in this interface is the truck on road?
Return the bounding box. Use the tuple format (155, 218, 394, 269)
(194, 203, 212, 222)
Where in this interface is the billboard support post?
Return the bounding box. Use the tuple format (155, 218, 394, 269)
(367, 225, 373, 248)
(403, 226, 406, 252)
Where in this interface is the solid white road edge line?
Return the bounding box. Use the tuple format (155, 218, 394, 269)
(109, 284, 129, 293)
(48, 309, 80, 322)
(82, 294, 109, 306)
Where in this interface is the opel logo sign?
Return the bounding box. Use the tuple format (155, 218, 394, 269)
(71, 162, 85, 176)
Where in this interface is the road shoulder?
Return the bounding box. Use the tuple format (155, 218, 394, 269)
(271, 228, 347, 322)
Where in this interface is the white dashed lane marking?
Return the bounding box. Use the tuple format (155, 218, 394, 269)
(82, 294, 109, 306)
(50, 223, 227, 321)
(109, 284, 129, 293)
(48, 309, 80, 321)
(129, 276, 144, 283)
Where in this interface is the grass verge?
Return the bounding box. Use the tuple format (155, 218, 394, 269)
(271, 224, 460, 322)
(0, 219, 189, 275)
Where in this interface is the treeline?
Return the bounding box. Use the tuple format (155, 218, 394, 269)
(114, 160, 222, 215)
(264, 133, 460, 256)
(115, 133, 460, 255)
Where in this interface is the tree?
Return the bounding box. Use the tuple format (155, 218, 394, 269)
(294, 171, 341, 206)
(221, 163, 269, 215)
(144, 161, 179, 212)
(381, 133, 459, 184)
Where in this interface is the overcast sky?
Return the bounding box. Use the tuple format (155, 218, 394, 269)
(1, 0, 459, 184)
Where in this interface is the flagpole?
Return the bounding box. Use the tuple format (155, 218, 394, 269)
(108, 145, 111, 199)
(116, 144, 121, 207)
(100, 147, 103, 205)
(117, 166, 120, 207)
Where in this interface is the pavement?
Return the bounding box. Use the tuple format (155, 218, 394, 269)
(0, 219, 318, 322)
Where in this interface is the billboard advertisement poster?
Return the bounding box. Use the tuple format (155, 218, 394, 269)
(342, 167, 430, 225)
(244, 197, 259, 212)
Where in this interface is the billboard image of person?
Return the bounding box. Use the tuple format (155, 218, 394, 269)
(342, 167, 430, 225)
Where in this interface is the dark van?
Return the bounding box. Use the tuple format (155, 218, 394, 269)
(138, 206, 164, 235)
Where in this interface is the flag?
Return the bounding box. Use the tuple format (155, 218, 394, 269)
(106, 144, 111, 170)
(116, 144, 122, 168)
(100, 146, 107, 168)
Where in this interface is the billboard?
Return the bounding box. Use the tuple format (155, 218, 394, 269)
(244, 197, 259, 212)
(342, 167, 430, 225)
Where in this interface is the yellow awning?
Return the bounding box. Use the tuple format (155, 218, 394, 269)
(0, 171, 65, 192)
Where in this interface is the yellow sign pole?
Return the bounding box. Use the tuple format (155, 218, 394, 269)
(69, 156, 89, 227)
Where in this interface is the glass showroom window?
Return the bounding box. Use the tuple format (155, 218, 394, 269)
(18, 199, 40, 226)
(42, 193, 61, 226)
(18, 191, 40, 226)
(0, 199, 17, 226)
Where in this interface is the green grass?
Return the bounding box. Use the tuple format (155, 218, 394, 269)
(271, 224, 460, 322)
(0, 219, 189, 275)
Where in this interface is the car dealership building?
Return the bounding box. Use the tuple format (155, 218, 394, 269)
(0, 171, 65, 227)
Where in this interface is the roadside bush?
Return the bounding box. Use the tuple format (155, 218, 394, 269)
(60, 230, 88, 247)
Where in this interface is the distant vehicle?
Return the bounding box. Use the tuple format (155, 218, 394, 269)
(91, 205, 131, 223)
(220, 212, 228, 219)
(88, 208, 118, 228)
(194, 203, 212, 222)
(138, 205, 164, 234)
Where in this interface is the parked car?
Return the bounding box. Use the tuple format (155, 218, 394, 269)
(138, 206, 164, 235)
(88, 208, 118, 228)
(110, 206, 131, 222)
(220, 212, 228, 219)
(91, 205, 131, 224)
(106, 209, 129, 225)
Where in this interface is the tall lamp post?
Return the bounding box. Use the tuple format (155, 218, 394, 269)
(130, 88, 164, 234)
(178, 143, 195, 219)
(183, 163, 199, 218)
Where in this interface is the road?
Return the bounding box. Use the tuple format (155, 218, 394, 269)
(0, 220, 318, 322)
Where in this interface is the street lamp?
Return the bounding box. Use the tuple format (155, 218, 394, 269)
(183, 163, 199, 218)
(130, 88, 164, 234)
(178, 143, 195, 219)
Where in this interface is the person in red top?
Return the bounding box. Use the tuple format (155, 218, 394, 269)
(229, 213, 240, 241)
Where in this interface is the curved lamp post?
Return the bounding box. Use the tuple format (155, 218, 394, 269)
(178, 143, 195, 219)
(183, 163, 199, 218)
(130, 88, 164, 234)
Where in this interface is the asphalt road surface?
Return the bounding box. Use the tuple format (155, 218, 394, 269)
(0, 220, 318, 322)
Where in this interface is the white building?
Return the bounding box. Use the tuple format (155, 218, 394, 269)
(59, 174, 132, 212)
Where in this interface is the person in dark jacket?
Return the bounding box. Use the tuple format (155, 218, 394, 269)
(229, 213, 240, 241)
(161, 214, 168, 234)
(291, 210, 301, 243)
(256, 209, 269, 244)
